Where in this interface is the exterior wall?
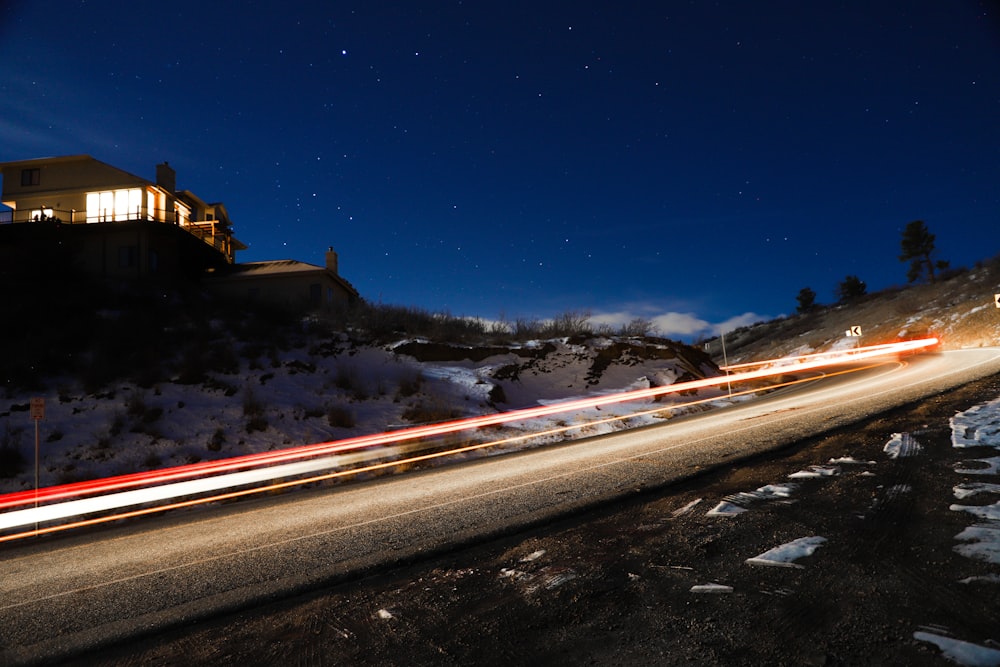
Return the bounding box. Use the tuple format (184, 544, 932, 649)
(1, 157, 144, 200)
(208, 271, 354, 309)
(0, 220, 230, 281)
(0, 156, 173, 224)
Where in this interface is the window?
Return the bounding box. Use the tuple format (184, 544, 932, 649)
(20, 169, 40, 186)
(86, 188, 142, 222)
(175, 201, 190, 226)
(118, 245, 137, 269)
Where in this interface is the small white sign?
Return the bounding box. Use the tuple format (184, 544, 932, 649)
(846, 325, 862, 337)
(995, 293, 1000, 309)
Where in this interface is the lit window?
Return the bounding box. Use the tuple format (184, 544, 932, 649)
(175, 202, 190, 225)
(86, 188, 142, 222)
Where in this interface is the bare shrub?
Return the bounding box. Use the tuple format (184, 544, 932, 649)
(208, 428, 226, 452)
(514, 317, 543, 339)
(327, 405, 356, 428)
(397, 371, 423, 398)
(401, 401, 463, 424)
(619, 317, 656, 337)
(0, 424, 26, 478)
(243, 387, 268, 433)
(543, 311, 593, 338)
(334, 365, 361, 392)
(126, 392, 148, 418)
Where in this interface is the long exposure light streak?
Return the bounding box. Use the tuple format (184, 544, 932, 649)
(0, 338, 937, 542)
(0, 361, 888, 544)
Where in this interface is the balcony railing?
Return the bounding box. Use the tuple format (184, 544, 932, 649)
(0, 208, 235, 260)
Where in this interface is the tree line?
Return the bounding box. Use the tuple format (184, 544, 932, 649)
(795, 220, 948, 314)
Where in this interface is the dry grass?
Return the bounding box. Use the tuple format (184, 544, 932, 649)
(716, 254, 1000, 363)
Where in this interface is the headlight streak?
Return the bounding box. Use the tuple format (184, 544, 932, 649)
(0, 338, 936, 542)
(720, 339, 938, 371)
(0, 363, 884, 544)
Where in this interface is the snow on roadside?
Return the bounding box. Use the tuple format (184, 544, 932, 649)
(706, 483, 797, 516)
(690, 583, 733, 594)
(952, 396, 1000, 448)
(745, 536, 826, 569)
(903, 392, 1000, 666)
(950, 394, 1000, 568)
(913, 631, 1000, 667)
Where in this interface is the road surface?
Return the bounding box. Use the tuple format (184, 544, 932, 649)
(2, 348, 999, 665)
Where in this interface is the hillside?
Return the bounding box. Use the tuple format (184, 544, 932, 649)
(0, 324, 718, 495)
(710, 254, 1000, 363)
(1, 253, 998, 498)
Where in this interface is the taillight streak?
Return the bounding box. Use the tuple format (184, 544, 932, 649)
(0, 337, 937, 540)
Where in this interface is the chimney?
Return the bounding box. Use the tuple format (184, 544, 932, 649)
(325, 246, 339, 274)
(156, 162, 176, 193)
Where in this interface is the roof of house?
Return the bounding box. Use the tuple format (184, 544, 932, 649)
(0, 154, 98, 168)
(210, 260, 359, 296)
(223, 260, 325, 276)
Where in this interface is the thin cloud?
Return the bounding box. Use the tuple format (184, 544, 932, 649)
(591, 306, 771, 340)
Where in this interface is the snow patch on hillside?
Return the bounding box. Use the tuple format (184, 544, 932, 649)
(0, 336, 724, 494)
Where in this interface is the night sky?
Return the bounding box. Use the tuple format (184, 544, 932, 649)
(1, 1, 997, 339)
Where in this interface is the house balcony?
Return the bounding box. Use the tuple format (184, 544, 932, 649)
(0, 207, 241, 262)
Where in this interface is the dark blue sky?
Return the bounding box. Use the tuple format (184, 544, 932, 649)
(1, 1, 997, 338)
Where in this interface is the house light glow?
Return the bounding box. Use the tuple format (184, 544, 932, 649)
(85, 188, 142, 222)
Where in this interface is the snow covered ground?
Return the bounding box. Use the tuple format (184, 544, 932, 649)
(0, 336, 725, 495)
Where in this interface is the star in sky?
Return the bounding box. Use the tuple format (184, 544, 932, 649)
(0, 1, 997, 339)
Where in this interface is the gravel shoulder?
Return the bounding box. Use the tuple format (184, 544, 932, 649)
(63, 372, 1000, 666)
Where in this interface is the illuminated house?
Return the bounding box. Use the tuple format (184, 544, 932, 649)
(0, 154, 358, 308)
(0, 155, 244, 277)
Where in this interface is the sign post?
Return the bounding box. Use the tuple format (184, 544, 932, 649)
(720, 330, 732, 398)
(30, 397, 44, 530)
(845, 325, 862, 349)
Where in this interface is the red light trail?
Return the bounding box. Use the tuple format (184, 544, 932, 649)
(0, 337, 938, 542)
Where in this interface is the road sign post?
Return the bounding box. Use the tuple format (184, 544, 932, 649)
(30, 397, 44, 530)
(845, 325, 862, 349)
(720, 330, 732, 399)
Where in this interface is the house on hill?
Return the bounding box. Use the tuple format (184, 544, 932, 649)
(207, 248, 358, 309)
(0, 155, 358, 308)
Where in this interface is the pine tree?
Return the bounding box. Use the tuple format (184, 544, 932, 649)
(899, 220, 940, 283)
(836, 275, 867, 302)
(795, 287, 817, 313)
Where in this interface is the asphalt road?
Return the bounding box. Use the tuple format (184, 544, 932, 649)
(3, 348, 1000, 665)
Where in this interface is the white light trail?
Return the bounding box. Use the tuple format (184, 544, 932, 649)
(0, 338, 939, 542)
